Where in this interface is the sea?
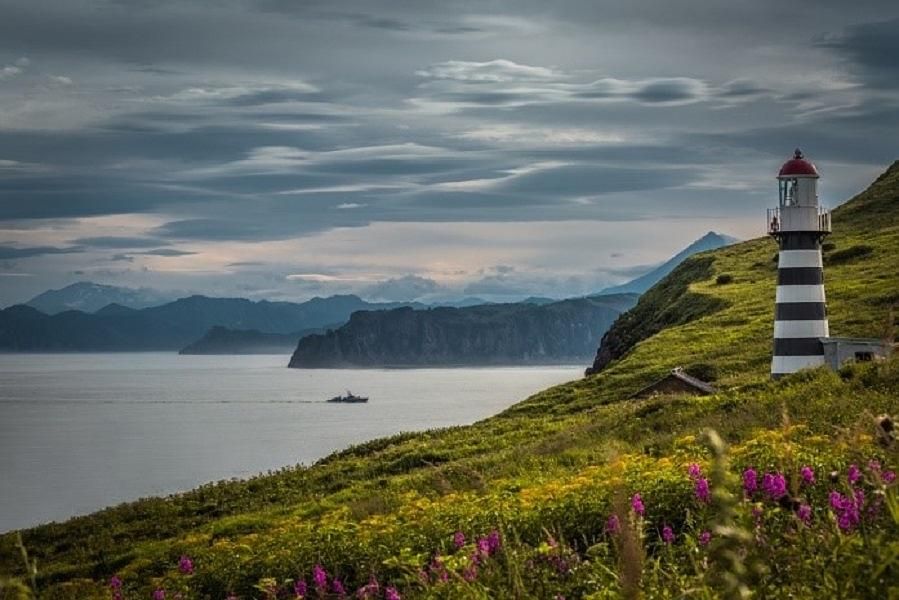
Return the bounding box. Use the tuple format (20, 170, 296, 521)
(0, 353, 580, 532)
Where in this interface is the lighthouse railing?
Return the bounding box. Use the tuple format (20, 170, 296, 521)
(767, 206, 831, 235)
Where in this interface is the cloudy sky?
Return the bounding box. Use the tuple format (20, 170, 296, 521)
(0, 0, 896, 306)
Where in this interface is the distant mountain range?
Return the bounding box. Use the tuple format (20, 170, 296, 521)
(0, 295, 422, 352)
(179, 325, 329, 355)
(288, 294, 638, 368)
(25, 282, 178, 314)
(600, 232, 738, 295)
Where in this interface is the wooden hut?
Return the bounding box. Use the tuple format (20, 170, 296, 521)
(630, 367, 716, 400)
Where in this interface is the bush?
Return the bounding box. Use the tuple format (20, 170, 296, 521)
(826, 244, 874, 265)
(715, 274, 734, 285)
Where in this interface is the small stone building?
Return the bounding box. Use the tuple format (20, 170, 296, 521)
(820, 337, 892, 370)
(630, 367, 716, 400)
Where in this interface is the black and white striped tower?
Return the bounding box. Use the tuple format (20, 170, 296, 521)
(768, 149, 831, 378)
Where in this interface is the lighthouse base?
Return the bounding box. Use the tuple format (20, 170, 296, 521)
(771, 354, 827, 378)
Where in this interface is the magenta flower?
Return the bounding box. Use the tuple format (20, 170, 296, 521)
(661, 525, 675, 544)
(830, 490, 862, 532)
(698, 530, 712, 546)
(312, 565, 328, 590)
(385, 586, 401, 600)
(796, 504, 812, 525)
(762, 472, 787, 500)
(153, 589, 166, 600)
(355, 576, 379, 599)
(486, 530, 502, 554)
(109, 576, 123, 600)
(332, 579, 346, 598)
(452, 531, 465, 549)
(631, 493, 645, 517)
(177, 555, 194, 575)
(463, 564, 478, 582)
(477, 537, 490, 556)
(688, 463, 702, 480)
(293, 579, 307, 598)
(800, 466, 815, 485)
(694, 477, 711, 504)
(742, 468, 758, 496)
(883, 470, 896, 484)
(847, 464, 861, 485)
(605, 514, 621, 535)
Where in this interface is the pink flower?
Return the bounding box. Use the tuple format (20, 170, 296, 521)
(332, 579, 346, 598)
(883, 470, 896, 484)
(463, 565, 478, 582)
(312, 565, 328, 590)
(452, 531, 465, 549)
(698, 530, 712, 546)
(847, 464, 861, 485)
(178, 555, 194, 575)
(796, 504, 812, 525)
(688, 463, 702, 480)
(605, 514, 620, 535)
(153, 589, 166, 600)
(661, 525, 674, 544)
(486, 530, 502, 554)
(631, 493, 645, 517)
(293, 579, 307, 598)
(385, 586, 401, 600)
(354, 576, 378, 599)
(800, 466, 815, 485)
(743, 468, 758, 496)
(694, 477, 711, 504)
(109, 576, 123, 600)
(762, 472, 787, 500)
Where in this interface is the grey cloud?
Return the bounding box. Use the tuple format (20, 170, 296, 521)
(362, 274, 443, 301)
(72, 236, 170, 248)
(139, 248, 196, 256)
(0, 245, 83, 259)
(817, 17, 899, 88)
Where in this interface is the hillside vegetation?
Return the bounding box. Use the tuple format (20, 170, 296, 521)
(2, 162, 899, 599)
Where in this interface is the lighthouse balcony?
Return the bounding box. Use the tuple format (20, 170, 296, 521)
(767, 206, 831, 236)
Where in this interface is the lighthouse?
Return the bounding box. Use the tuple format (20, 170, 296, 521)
(768, 149, 832, 378)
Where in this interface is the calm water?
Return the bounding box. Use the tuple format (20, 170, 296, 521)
(0, 353, 579, 532)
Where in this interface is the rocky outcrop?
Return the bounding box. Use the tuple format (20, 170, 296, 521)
(288, 294, 637, 368)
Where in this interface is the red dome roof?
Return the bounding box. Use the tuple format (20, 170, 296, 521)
(778, 149, 818, 177)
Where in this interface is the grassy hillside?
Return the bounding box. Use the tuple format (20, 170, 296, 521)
(2, 162, 898, 599)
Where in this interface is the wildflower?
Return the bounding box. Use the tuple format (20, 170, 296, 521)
(698, 530, 712, 546)
(605, 514, 621, 535)
(355, 576, 378, 599)
(742, 468, 758, 496)
(153, 590, 166, 600)
(800, 466, 815, 485)
(332, 579, 347, 598)
(477, 537, 490, 556)
(486, 530, 502, 554)
(385, 586, 401, 600)
(883, 470, 897, 484)
(294, 579, 307, 598)
(688, 463, 702, 480)
(178, 555, 194, 575)
(868, 460, 882, 474)
(452, 531, 465, 549)
(631, 493, 645, 517)
(796, 504, 812, 525)
(312, 565, 328, 590)
(830, 490, 862, 532)
(762, 472, 787, 500)
(109, 576, 123, 600)
(848, 464, 861, 485)
(462, 565, 478, 582)
(694, 477, 711, 503)
(661, 525, 675, 544)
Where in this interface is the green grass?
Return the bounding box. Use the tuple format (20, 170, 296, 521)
(2, 161, 898, 599)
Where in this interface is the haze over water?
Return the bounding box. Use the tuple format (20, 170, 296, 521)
(0, 353, 579, 532)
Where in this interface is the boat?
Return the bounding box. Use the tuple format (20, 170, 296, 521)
(327, 391, 369, 403)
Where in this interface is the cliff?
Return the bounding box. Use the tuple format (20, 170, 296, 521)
(288, 294, 638, 367)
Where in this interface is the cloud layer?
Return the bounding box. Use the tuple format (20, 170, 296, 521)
(0, 0, 896, 305)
